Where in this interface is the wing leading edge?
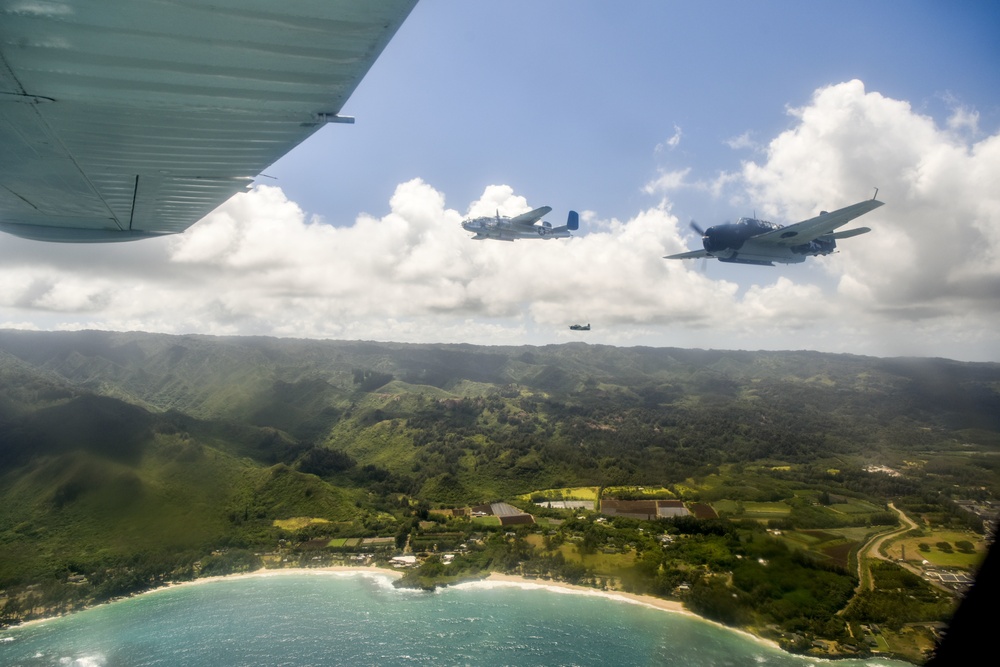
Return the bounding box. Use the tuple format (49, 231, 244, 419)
(509, 206, 553, 227)
(663, 249, 712, 260)
(752, 199, 884, 247)
(0, 0, 417, 242)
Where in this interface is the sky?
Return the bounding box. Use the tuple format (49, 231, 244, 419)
(2, 1, 999, 361)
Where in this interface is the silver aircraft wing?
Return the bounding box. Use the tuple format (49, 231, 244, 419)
(752, 199, 884, 247)
(509, 206, 552, 227)
(0, 0, 417, 242)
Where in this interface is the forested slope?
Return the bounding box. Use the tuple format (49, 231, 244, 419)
(0, 329, 996, 654)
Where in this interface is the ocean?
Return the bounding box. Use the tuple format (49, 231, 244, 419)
(0, 571, 914, 667)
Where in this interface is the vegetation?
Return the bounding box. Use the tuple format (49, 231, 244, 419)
(0, 330, 997, 664)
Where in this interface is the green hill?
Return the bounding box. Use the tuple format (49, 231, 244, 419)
(0, 329, 996, 649)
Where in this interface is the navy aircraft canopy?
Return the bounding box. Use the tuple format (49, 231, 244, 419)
(0, 1, 417, 242)
(664, 198, 884, 265)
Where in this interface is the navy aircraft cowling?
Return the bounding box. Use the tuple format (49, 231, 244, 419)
(462, 207, 579, 241)
(664, 198, 884, 265)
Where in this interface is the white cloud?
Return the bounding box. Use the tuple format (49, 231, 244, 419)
(656, 125, 683, 152)
(643, 168, 694, 194)
(0, 80, 997, 361)
(725, 132, 761, 152)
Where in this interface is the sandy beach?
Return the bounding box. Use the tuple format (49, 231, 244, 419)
(7, 565, 779, 652)
(477, 572, 688, 614)
(473, 572, 781, 651)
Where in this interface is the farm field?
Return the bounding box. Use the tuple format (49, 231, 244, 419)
(519, 486, 600, 502)
(778, 528, 864, 569)
(711, 499, 791, 518)
(603, 485, 675, 498)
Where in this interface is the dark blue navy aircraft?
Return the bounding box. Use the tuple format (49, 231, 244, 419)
(665, 197, 883, 266)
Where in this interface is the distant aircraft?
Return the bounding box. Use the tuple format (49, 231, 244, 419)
(569, 324, 591, 331)
(462, 207, 579, 241)
(0, 1, 417, 243)
(664, 197, 884, 265)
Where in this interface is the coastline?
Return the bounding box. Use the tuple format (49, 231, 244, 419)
(6, 566, 779, 653)
(6, 566, 400, 631)
(470, 573, 782, 652)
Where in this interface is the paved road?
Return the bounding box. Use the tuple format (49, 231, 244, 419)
(857, 502, 918, 590)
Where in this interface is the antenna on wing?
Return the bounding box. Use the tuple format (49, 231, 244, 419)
(872, 187, 879, 200)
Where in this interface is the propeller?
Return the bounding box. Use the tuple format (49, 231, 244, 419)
(689, 220, 709, 272)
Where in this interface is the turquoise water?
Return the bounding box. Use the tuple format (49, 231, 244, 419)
(0, 572, 913, 667)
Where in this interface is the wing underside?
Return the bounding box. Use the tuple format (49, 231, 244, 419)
(0, 0, 417, 241)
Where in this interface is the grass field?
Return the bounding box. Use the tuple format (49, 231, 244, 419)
(711, 499, 792, 518)
(472, 516, 501, 526)
(603, 485, 675, 498)
(518, 486, 600, 502)
(523, 535, 637, 575)
(556, 544, 636, 574)
(778, 527, 872, 569)
(827, 498, 885, 515)
(273, 517, 330, 531)
(887, 529, 986, 569)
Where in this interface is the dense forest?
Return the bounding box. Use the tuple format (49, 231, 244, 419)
(0, 330, 997, 661)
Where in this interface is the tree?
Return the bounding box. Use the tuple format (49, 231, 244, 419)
(954, 540, 975, 554)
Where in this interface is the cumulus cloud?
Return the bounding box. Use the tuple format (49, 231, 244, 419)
(740, 81, 1000, 316)
(0, 79, 997, 360)
(0, 177, 740, 344)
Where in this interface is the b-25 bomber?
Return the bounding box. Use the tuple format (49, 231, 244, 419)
(462, 207, 579, 241)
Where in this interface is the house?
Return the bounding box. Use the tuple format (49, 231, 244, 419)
(390, 555, 417, 567)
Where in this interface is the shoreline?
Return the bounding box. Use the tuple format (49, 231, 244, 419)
(6, 566, 401, 631)
(5, 565, 779, 652)
(472, 573, 782, 652)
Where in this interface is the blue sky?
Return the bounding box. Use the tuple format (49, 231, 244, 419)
(2, 1, 999, 361)
(270, 1, 1000, 225)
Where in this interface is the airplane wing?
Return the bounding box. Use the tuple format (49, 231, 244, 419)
(751, 199, 884, 247)
(664, 249, 712, 260)
(509, 206, 552, 227)
(0, 1, 417, 242)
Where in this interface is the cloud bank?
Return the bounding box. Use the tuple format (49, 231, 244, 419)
(0, 80, 997, 360)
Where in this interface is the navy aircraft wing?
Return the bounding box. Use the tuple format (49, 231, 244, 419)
(509, 206, 552, 227)
(0, 0, 417, 242)
(664, 248, 712, 260)
(751, 199, 884, 248)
